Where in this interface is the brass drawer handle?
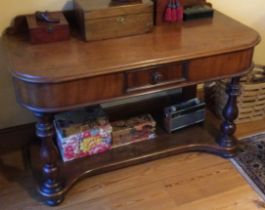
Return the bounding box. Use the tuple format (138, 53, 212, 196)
(116, 16, 125, 23)
(152, 71, 163, 84)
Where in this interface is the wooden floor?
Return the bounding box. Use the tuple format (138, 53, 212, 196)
(1, 117, 265, 210)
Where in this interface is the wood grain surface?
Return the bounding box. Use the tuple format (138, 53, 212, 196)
(1, 116, 265, 210)
(4, 11, 260, 113)
(2, 9, 261, 207)
(4, 12, 260, 83)
(74, 0, 154, 41)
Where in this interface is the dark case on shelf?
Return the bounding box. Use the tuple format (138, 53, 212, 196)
(163, 98, 205, 133)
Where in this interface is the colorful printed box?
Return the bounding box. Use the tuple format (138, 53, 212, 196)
(54, 106, 112, 162)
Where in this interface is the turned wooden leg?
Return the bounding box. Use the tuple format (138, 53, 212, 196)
(216, 77, 240, 157)
(34, 113, 64, 206)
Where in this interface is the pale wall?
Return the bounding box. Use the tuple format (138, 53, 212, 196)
(0, 0, 72, 35)
(0, 39, 35, 128)
(0, 0, 72, 128)
(0, 0, 264, 128)
(210, 0, 265, 64)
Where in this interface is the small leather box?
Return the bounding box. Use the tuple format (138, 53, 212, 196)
(183, 4, 214, 21)
(74, 0, 154, 41)
(26, 12, 70, 44)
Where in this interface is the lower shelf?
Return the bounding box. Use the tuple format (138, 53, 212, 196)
(30, 122, 236, 196)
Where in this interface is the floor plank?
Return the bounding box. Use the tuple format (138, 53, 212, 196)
(175, 185, 262, 210)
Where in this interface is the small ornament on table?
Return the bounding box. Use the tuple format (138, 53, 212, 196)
(164, 0, 183, 23)
(176, 0, 183, 21)
(35, 11, 60, 24)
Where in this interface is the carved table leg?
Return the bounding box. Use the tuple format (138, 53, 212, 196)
(216, 77, 241, 157)
(34, 113, 64, 206)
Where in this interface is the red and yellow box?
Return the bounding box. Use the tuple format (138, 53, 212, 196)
(54, 106, 112, 162)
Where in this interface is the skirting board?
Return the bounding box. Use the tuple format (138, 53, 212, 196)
(0, 123, 35, 154)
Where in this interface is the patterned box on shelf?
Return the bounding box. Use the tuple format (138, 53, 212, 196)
(111, 114, 156, 148)
(205, 65, 265, 123)
(54, 106, 112, 162)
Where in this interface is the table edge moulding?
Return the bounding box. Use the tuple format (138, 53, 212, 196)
(3, 11, 260, 206)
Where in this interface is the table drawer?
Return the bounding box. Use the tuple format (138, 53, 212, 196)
(126, 62, 188, 93)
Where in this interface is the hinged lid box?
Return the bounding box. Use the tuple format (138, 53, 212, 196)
(74, 0, 154, 41)
(26, 12, 70, 44)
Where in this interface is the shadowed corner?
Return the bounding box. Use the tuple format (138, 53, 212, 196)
(0, 145, 44, 204)
(63, 0, 74, 11)
(4, 15, 28, 36)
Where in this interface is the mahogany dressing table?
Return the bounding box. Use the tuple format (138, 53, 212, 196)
(4, 11, 260, 206)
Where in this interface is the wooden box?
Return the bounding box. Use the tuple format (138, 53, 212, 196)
(26, 12, 70, 44)
(74, 0, 154, 41)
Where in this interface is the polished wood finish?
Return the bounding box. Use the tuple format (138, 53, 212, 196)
(76, 0, 153, 19)
(13, 73, 125, 112)
(4, 12, 259, 83)
(29, 121, 232, 199)
(34, 113, 64, 206)
(26, 12, 70, 44)
(188, 50, 254, 81)
(126, 62, 187, 93)
(216, 77, 241, 156)
(2, 112, 265, 210)
(12, 47, 253, 113)
(4, 11, 260, 206)
(12, 48, 253, 113)
(74, 0, 153, 41)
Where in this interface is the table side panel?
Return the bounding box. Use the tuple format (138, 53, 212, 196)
(13, 73, 125, 110)
(188, 49, 253, 81)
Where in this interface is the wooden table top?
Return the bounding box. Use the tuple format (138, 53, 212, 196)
(4, 11, 260, 83)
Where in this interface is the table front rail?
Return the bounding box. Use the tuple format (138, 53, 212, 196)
(13, 48, 253, 113)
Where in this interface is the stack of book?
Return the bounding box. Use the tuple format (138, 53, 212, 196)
(111, 114, 156, 148)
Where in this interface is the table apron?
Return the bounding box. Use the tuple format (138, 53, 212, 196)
(13, 48, 254, 113)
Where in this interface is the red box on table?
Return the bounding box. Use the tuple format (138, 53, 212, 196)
(26, 12, 70, 44)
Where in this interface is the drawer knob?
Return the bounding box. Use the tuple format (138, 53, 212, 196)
(116, 16, 125, 23)
(152, 72, 163, 84)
